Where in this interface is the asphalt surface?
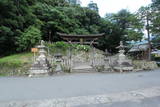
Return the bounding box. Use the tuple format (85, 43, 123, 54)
(0, 69, 160, 107)
(77, 96, 160, 107)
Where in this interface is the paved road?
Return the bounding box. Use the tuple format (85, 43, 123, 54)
(78, 96, 160, 107)
(0, 69, 160, 107)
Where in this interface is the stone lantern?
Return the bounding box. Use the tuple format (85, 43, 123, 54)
(29, 40, 51, 77)
(117, 41, 126, 64)
(114, 41, 133, 72)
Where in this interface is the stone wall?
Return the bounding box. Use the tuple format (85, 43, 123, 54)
(133, 60, 158, 71)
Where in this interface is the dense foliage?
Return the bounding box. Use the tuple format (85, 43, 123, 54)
(1, 0, 159, 56)
(151, 0, 160, 45)
(45, 41, 91, 55)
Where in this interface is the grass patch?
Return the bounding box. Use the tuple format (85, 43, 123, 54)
(0, 53, 33, 76)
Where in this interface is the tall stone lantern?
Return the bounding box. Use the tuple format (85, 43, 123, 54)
(117, 41, 126, 64)
(114, 41, 133, 72)
(29, 40, 51, 77)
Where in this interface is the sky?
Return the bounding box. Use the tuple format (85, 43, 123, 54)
(81, 0, 152, 17)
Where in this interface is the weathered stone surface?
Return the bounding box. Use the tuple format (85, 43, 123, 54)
(133, 60, 158, 70)
(72, 65, 95, 73)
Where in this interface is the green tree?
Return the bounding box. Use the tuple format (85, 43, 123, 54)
(33, 3, 101, 42)
(98, 9, 143, 53)
(16, 26, 42, 51)
(138, 6, 153, 60)
(38, 0, 68, 6)
(1, 0, 141, 55)
(151, 0, 160, 37)
(97, 18, 122, 53)
(0, 26, 14, 56)
(110, 9, 143, 41)
(0, 0, 37, 55)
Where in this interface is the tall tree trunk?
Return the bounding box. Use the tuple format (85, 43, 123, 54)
(49, 30, 51, 43)
(146, 13, 151, 61)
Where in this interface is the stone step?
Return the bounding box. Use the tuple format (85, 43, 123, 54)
(72, 65, 96, 73)
(72, 68, 96, 73)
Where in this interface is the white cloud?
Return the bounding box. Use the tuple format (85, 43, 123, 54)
(81, 0, 152, 17)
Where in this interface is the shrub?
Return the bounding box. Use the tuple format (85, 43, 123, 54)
(94, 65, 105, 72)
(74, 44, 90, 52)
(45, 41, 70, 55)
(45, 41, 91, 58)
